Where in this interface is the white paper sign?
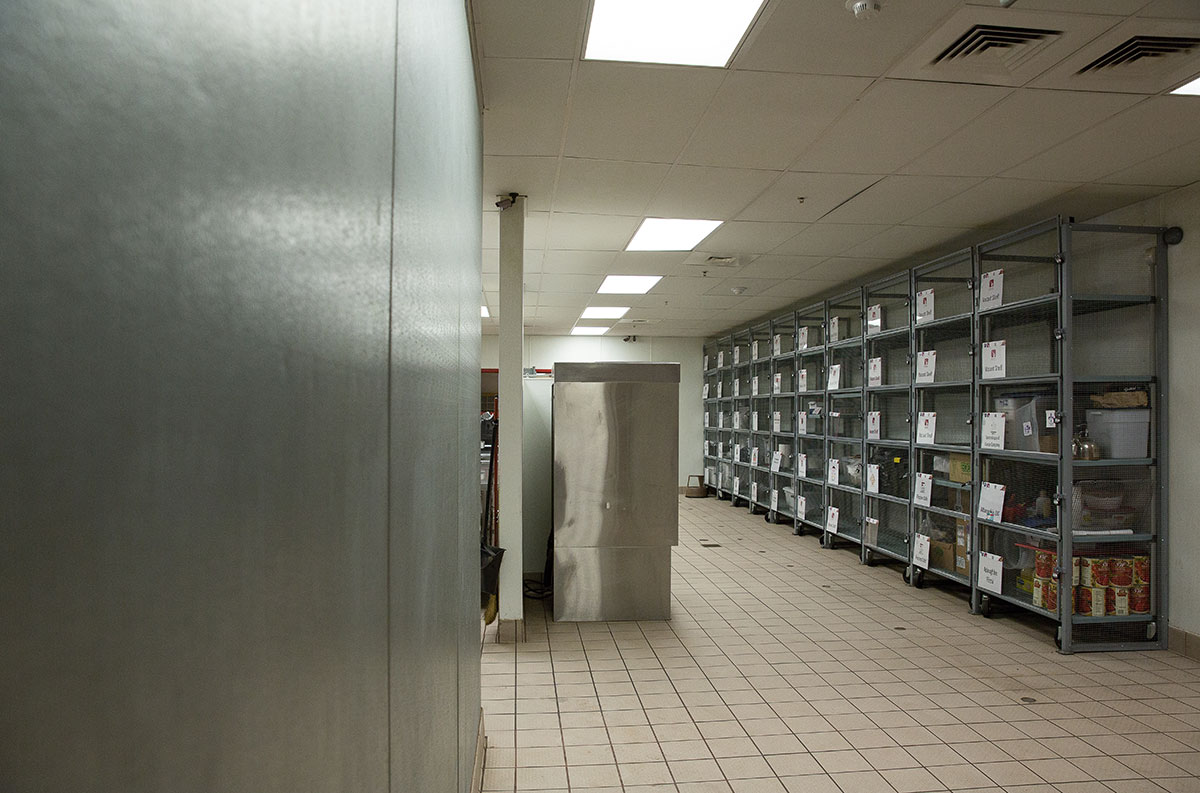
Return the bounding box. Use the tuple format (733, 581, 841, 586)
(916, 350, 936, 384)
(1046, 410, 1057, 429)
(733, 411, 740, 429)
(733, 378, 740, 397)
(981, 412, 1006, 450)
(771, 451, 782, 472)
(916, 289, 935, 324)
(751, 340, 759, 360)
(752, 376, 759, 396)
(704, 355, 709, 370)
(734, 443, 742, 462)
(718, 351, 724, 368)
(868, 357, 883, 387)
(797, 495, 806, 519)
(827, 458, 840, 486)
(704, 411, 710, 428)
(733, 475, 741, 495)
(750, 447, 759, 467)
(826, 505, 840, 535)
(797, 326, 809, 350)
(979, 268, 1004, 311)
(916, 412, 937, 445)
(773, 373, 782, 394)
(981, 340, 1006, 380)
(797, 411, 807, 435)
(829, 316, 840, 343)
(751, 412, 758, 432)
(718, 412, 724, 429)
(913, 472, 933, 507)
(773, 411, 781, 433)
(865, 516, 879, 542)
(1022, 420, 1034, 437)
(751, 482, 758, 503)
(797, 453, 807, 478)
(770, 489, 779, 511)
(978, 551, 1003, 595)
(977, 481, 1007, 523)
(733, 347, 740, 365)
(702, 383, 709, 399)
(867, 464, 880, 493)
(867, 411, 881, 440)
(828, 363, 842, 391)
(718, 441, 724, 459)
(913, 533, 931, 570)
(797, 369, 808, 393)
(867, 304, 883, 335)
(717, 381, 723, 399)
(773, 334, 782, 356)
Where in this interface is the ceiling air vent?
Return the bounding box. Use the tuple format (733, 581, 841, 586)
(933, 24, 1062, 67)
(1076, 36, 1200, 73)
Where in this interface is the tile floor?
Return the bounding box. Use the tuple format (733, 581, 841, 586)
(480, 496, 1200, 793)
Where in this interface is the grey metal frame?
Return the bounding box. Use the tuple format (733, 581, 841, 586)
(821, 286, 866, 552)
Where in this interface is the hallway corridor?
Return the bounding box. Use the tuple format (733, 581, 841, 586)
(481, 496, 1200, 793)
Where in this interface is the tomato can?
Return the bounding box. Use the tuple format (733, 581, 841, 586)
(1106, 586, 1130, 617)
(1077, 586, 1105, 617)
(1072, 556, 1080, 587)
(1080, 557, 1110, 588)
(1130, 584, 1151, 614)
(1109, 558, 1134, 587)
(1035, 549, 1057, 579)
(1132, 555, 1151, 586)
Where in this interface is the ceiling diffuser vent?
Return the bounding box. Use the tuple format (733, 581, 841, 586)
(934, 24, 1062, 67)
(1076, 36, 1200, 73)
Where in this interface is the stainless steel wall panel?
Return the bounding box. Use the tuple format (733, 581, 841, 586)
(553, 547, 672, 621)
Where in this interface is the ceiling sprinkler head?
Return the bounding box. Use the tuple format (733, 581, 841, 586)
(846, 0, 882, 20)
(730, 285, 748, 296)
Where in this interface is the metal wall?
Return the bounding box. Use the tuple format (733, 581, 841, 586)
(0, 0, 480, 790)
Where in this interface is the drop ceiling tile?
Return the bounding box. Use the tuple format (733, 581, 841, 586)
(735, 294, 805, 313)
(820, 175, 982, 225)
(770, 222, 892, 257)
(481, 210, 550, 250)
(482, 249, 499, 273)
(563, 62, 725, 163)
(645, 276, 723, 296)
(474, 0, 584, 59)
(841, 225, 972, 261)
(482, 156, 558, 212)
(736, 172, 883, 222)
(481, 58, 572, 157)
(794, 257, 893, 283)
(545, 212, 640, 250)
(1139, 0, 1200, 18)
(773, 279, 846, 298)
(537, 292, 593, 307)
(703, 278, 780, 297)
(1099, 138, 1200, 186)
(690, 221, 807, 256)
(1007, 0, 1149, 12)
(534, 306, 585, 320)
(553, 158, 671, 215)
(1031, 183, 1169, 222)
(678, 72, 872, 170)
(541, 250, 618, 274)
(699, 294, 750, 310)
(733, 255, 828, 280)
(1003, 96, 1200, 183)
(796, 79, 1011, 175)
(737, 0, 961, 77)
(900, 89, 1142, 177)
(645, 165, 781, 219)
(609, 251, 689, 274)
(538, 272, 605, 293)
(906, 178, 1080, 227)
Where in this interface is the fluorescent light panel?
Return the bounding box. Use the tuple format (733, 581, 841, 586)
(597, 275, 662, 294)
(581, 306, 630, 319)
(571, 326, 611, 336)
(626, 218, 722, 251)
(481, 306, 490, 317)
(1172, 75, 1200, 95)
(585, 0, 765, 68)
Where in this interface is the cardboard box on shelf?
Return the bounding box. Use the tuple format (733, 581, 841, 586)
(948, 453, 972, 483)
(954, 519, 970, 575)
(929, 540, 956, 573)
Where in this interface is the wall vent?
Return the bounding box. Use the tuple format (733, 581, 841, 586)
(933, 24, 1062, 68)
(1076, 36, 1200, 73)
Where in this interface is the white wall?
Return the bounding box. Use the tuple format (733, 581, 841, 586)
(1086, 184, 1200, 635)
(482, 335, 705, 573)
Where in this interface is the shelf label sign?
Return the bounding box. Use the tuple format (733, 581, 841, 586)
(868, 357, 883, 387)
(829, 316, 840, 343)
(916, 412, 937, 445)
(771, 450, 782, 472)
(752, 376, 759, 396)
(913, 533, 931, 570)
(733, 411, 740, 429)
(981, 412, 1006, 450)
(704, 355, 709, 370)
(734, 443, 742, 462)
(916, 350, 936, 383)
(718, 351, 724, 368)
(797, 369, 808, 393)
(718, 412, 725, 429)
(704, 411, 710, 428)
(797, 411, 807, 435)
(703, 383, 710, 399)
(733, 475, 741, 495)
(773, 373, 782, 394)
(773, 334, 782, 356)
(978, 551, 1004, 595)
(751, 340, 759, 360)
(773, 411, 782, 433)
(750, 447, 759, 467)
(867, 464, 880, 493)
(770, 489, 779, 512)
(797, 495, 806, 519)
(718, 441, 724, 458)
(867, 304, 883, 336)
(828, 363, 842, 391)
(751, 412, 759, 432)
(977, 481, 1006, 523)
(797, 326, 809, 350)
(750, 481, 758, 503)
(867, 411, 881, 440)
(916, 288, 935, 324)
(826, 505, 840, 535)
(1046, 410, 1057, 429)
(979, 268, 1004, 311)
(982, 340, 1006, 379)
(734, 346, 740, 365)
(827, 457, 840, 486)
(733, 378, 740, 397)
(717, 381, 723, 399)
(914, 472, 933, 507)
(797, 453, 807, 478)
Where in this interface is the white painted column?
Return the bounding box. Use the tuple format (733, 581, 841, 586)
(497, 196, 525, 623)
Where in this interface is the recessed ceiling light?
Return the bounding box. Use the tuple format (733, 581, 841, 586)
(626, 218, 722, 252)
(598, 275, 663, 294)
(585, 0, 765, 68)
(581, 306, 630, 319)
(481, 306, 490, 318)
(571, 326, 611, 336)
(1171, 75, 1200, 95)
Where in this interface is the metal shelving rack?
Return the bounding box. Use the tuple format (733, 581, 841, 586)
(767, 311, 798, 526)
(731, 329, 753, 507)
(795, 303, 827, 533)
(702, 338, 723, 493)
(822, 287, 866, 550)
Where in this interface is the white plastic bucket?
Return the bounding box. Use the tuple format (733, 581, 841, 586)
(1086, 409, 1150, 458)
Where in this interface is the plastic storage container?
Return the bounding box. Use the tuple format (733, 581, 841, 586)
(1086, 409, 1150, 458)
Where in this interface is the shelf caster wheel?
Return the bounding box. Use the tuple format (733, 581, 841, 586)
(820, 532, 833, 549)
(1055, 626, 1063, 650)
(861, 551, 873, 566)
(979, 595, 992, 618)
